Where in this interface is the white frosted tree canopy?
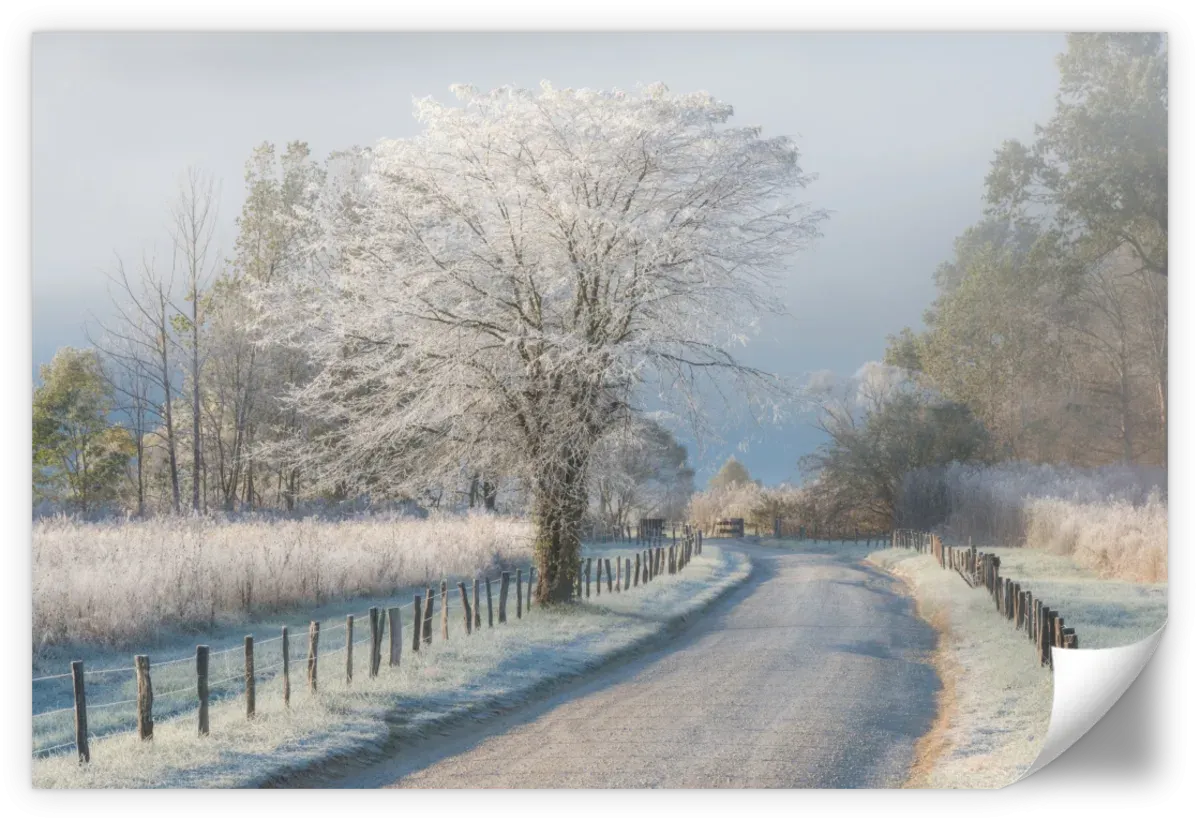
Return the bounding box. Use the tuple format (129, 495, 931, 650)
(261, 83, 826, 601)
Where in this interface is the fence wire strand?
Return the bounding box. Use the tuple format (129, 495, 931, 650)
(31, 566, 563, 760)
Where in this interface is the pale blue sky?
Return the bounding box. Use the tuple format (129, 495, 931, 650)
(31, 32, 1065, 485)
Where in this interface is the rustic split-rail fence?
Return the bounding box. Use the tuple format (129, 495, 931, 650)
(891, 529, 1079, 669)
(33, 528, 704, 765)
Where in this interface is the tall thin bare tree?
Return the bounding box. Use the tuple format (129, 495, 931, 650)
(91, 252, 183, 514)
(169, 168, 221, 513)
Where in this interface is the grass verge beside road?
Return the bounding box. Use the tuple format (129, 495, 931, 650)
(33, 544, 750, 788)
(868, 546, 1165, 788)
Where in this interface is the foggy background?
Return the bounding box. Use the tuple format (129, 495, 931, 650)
(31, 32, 1064, 485)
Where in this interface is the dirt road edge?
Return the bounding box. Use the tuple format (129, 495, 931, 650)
(864, 555, 958, 789)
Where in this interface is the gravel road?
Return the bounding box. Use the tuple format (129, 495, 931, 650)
(336, 544, 939, 788)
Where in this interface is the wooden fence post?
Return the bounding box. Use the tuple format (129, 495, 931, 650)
(413, 595, 423, 652)
(625, 557, 632, 590)
(70, 660, 89, 763)
(245, 636, 256, 718)
(1054, 616, 1065, 649)
(388, 607, 402, 667)
(575, 562, 583, 599)
(474, 579, 482, 629)
(307, 621, 320, 693)
(615, 556, 621, 591)
(516, 569, 524, 619)
(1039, 606, 1052, 666)
(1046, 610, 1059, 668)
(1032, 598, 1042, 646)
(196, 647, 209, 736)
(135, 655, 153, 740)
(499, 571, 510, 623)
(368, 607, 380, 677)
(1063, 628, 1078, 649)
(345, 616, 354, 684)
(423, 588, 435, 644)
(441, 581, 450, 640)
(584, 559, 592, 599)
(633, 553, 640, 587)
(527, 567, 535, 611)
(486, 578, 495, 626)
(281, 627, 290, 708)
(459, 582, 473, 635)
(605, 558, 613, 592)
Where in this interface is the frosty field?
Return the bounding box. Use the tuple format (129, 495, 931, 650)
(867, 544, 1165, 788)
(32, 543, 750, 788)
(32, 513, 532, 650)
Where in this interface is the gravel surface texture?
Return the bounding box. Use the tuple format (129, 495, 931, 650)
(334, 544, 939, 788)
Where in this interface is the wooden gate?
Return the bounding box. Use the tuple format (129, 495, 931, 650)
(715, 518, 744, 538)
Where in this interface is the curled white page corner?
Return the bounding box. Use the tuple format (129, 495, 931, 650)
(1019, 623, 1166, 782)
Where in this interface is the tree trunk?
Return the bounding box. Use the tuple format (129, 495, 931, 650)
(1158, 372, 1167, 469)
(532, 466, 587, 606)
(135, 432, 145, 518)
(158, 288, 181, 515)
(191, 302, 202, 513)
(1155, 313, 1167, 469)
(1119, 346, 1134, 465)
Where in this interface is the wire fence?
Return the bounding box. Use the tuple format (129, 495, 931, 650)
(33, 528, 705, 764)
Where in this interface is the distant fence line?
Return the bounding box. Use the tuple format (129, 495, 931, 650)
(33, 529, 704, 766)
(591, 520, 694, 546)
(892, 529, 1079, 668)
(773, 519, 890, 545)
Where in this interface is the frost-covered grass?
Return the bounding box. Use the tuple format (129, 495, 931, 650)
(32, 544, 749, 788)
(32, 513, 532, 650)
(898, 462, 1167, 583)
(1025, 498, 1167, 583)
(867, 545, 1165, 789)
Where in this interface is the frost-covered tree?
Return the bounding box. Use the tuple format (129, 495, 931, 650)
(168, 168, 221, 513)
(709, 455, 754, 489)
(590, 418, 695, 530)
(205, 142, 324, 511)
(262, 83, 826, 603)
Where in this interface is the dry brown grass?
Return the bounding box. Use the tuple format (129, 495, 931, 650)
(903, 606, 959, 789)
